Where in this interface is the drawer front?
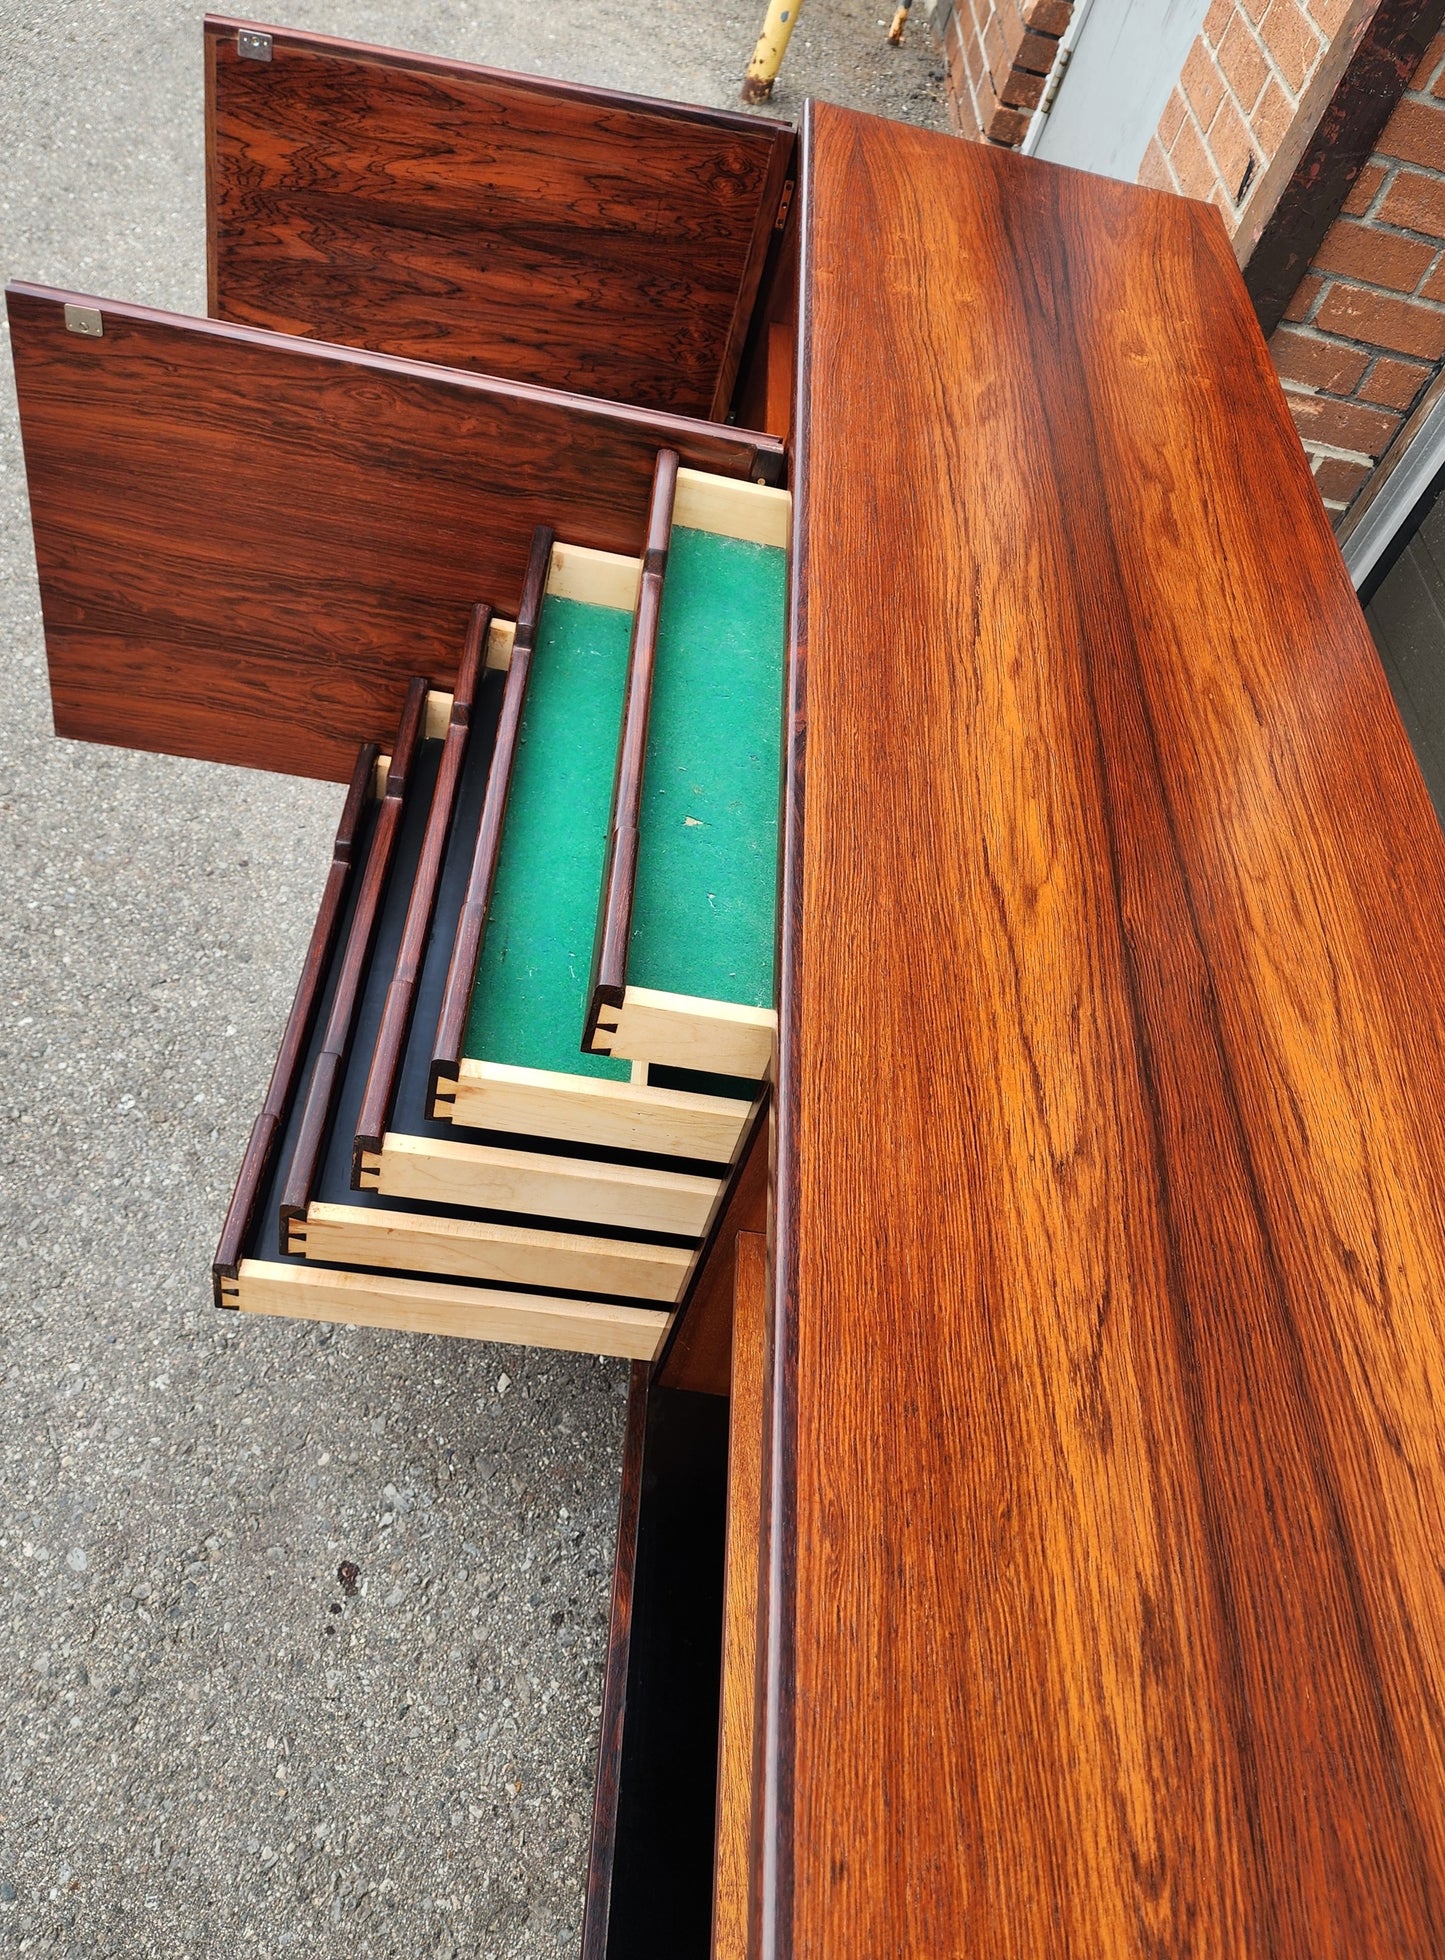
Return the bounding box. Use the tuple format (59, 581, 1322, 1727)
(225, 1259, 667, 1360)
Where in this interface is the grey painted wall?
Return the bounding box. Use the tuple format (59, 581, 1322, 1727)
(1033, 0, 1213, 181)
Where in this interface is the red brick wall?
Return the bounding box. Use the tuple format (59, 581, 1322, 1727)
(1268, 32, 1445, 515)
(1140, 0, 1355, 223)
(941, 0, 1073, 144)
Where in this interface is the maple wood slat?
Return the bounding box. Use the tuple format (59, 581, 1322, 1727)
(5, 283, 782, 784)
(292, 1203, 691, 1302)
(232, 1259, 667, 1358)
(204, 17, 794, 419)
(765, 105, 1445, 1956)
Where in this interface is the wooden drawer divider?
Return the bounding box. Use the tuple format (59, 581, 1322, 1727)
(430, 525, 553, 1095)
(352, 601, 491, 1177)
(584, 447, 680, 1054)
(276, 674, 429, 1242)
(212, 737, 376, 1309)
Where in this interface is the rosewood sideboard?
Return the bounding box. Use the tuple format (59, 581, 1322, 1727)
(11, 19, 1445, 1955)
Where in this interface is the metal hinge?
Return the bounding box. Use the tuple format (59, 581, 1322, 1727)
(1037, 46, 1071, 118)
(63, 305, 102, 338)
(238, 29, 272, 61)
(774, 180, 795, 231)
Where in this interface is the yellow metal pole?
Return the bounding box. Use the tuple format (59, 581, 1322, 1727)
(741, 0, 804, 103)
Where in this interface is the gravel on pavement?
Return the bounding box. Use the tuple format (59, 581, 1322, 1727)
(0, 5, 943, 1952)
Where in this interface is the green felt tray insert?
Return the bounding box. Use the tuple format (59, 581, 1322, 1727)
(628, 526, 787, 1009)
(463, 594, 632, 1080)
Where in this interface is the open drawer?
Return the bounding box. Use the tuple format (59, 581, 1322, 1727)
(338, 519, 766, 1233)
(211, 696, 683, 1358)
(406, 473, 787, 1195)
(423, 465, 789, 1179)
(584, 465, 789, 1080)
(214, 545, 774, 1355)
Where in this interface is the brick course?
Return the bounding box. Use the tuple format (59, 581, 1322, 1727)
(1146, 0, 1351, 225)
(1312, 219, 1437, 292)
(1284, 389, 1407, 451)
(940, 0, 1073, 144)
(1313, 454, 1373, 500)
(1258, 0, 1323, 94)
(1378, 166, 1445, 234)
(1263, 38, 1445, 516)
(1283, 272, 1325, 322)
(1218, 12, 1270, 111)
(1124, 19, 1445, 521)
(1270, 327, 1369, 393)
(1343, 160, 1389, 216)
(1358, 353, 1434, 409)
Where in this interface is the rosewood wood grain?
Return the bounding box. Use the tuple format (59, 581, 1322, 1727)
(763, 103, 1445, 1958)
(205, 18, 794, 420)
(581, 1359, 649, 1960)
(211, 738, 375, 1307)
(733, 167, 800, 444)
(278, 678, 428, 1240)
(656, 1096, 769, 1398)
(712, 1230, 767, 1960)
(352, 606, 490, 1178)
(584, 449, 680, 1054)
(5, 283, 782, 784)
(430, 529, 552, 1090)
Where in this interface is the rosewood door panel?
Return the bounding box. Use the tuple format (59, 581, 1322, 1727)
(204, 17, 794, 420)
(7, 283, 781, 782)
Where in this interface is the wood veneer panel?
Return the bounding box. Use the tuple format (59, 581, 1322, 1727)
(5, 283, 782, 783)
(712, 1230, 767, 1960)
(205, 18, 793, 420)
(768, 104, 1445, 1956)
(657, 1098, 769, 1397)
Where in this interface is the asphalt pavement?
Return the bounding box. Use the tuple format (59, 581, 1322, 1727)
(0, 4, 943, 1952)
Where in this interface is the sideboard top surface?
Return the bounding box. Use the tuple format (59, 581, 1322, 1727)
(771, 100, 1445, 1957)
